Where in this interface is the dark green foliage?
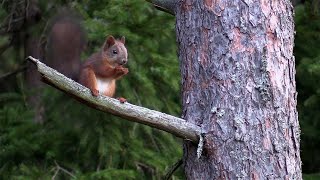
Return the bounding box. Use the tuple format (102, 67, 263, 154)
(294, 0, 320, 174)
(303, 173, 320, 180)
(0, 0, 183, 179)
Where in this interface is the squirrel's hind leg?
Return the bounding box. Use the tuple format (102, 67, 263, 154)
(79, 67, 99, 96)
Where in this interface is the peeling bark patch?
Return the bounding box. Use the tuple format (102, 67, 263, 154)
(231, 28, 245, 54)
(266, 32, 280, 53)
(203, 0, 225, 16)
(200, 28, 209, 67)
(263, 135, 271, 150)
(265, 118, 271, 129)
(269, 14, 278, 31)
(252, 170, 260, 180)
(260, 0, 270, 17)
(204, 0, 213, 8)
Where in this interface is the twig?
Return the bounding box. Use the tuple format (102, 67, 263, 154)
(0, 65, 27, 79)
(52, 161, 76, 180)
(27, 56, 201, 143)
(136, 162, 155, 175)
(163, 159, 183, 180)
(51, 167, 59, 180)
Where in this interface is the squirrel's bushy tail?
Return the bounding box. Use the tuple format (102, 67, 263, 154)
(45, 8, 87, 81)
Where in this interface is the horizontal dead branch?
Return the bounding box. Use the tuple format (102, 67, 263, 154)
(145, 0, 176, 15)
(27, 56, 200, 143)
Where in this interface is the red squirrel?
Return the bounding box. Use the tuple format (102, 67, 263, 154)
(79, 36, 129, 100)
(46, 10, 128, 102)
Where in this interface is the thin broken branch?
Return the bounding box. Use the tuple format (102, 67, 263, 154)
(0, 65, 27, 79)
(163, 159, 183, 180)
(27, 56, 200, 143)
(145, 0, 176, 15)
(52, 161, 76, 180)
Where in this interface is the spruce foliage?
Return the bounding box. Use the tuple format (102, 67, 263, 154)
(295, 0, 320, 174)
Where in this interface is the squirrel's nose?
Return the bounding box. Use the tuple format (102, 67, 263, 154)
(122, 59, 127, 64)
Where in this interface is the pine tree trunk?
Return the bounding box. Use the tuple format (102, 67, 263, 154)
(175, 0, 302, 179)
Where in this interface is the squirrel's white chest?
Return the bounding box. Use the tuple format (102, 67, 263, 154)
(96, 77, 115, 93)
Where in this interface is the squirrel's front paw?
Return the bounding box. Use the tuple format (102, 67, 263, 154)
(122, 68, 129, 75)
(91, 89, 99, 96)
(115, 66, 129, 75)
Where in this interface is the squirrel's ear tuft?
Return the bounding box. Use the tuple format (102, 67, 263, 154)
(120, 36, 125, 44)
(104, 35, 116, 50)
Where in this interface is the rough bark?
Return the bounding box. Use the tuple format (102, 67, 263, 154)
(27, 56, 201, 142)
(175, 0, 302, 179)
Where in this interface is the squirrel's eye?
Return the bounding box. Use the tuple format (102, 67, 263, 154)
(113, 50, 118, 54)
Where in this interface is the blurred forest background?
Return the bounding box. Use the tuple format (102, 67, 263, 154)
(0, 0, 319, 179)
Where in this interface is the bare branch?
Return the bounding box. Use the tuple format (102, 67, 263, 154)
(163, 159, 183, 180)
(52, 160, 76, 179)
(145, 0, 176, 15)
(0, 65, 27, 79)
(27, 56, 200, 143)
